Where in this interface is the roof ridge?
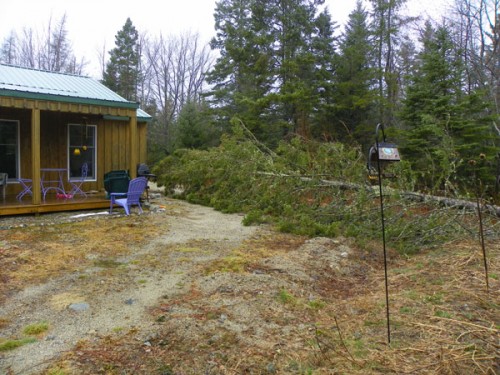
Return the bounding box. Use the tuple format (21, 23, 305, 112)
(0, 63, 92, 79)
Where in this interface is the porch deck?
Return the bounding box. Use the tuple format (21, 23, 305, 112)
(0, 193, 111, 216)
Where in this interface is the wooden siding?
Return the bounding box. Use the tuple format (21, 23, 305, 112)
(100, 119, 131, 178)
(138, 122, 147, 164)
(0, 96, 149, 215)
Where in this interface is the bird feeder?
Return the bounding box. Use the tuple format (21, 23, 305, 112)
(367, 126, 400, 181)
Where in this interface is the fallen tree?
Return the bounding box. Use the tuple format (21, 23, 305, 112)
(259, 172, 500, 217)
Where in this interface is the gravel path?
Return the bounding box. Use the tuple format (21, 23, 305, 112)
(0, 198, 258, 374)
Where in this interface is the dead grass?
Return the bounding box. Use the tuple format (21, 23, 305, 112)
(54, 236, 499, 374)
(0, 215, 167, 301)
(1, 206, 498, 374)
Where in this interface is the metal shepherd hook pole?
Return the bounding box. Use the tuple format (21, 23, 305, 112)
(470, 156, 489, 293)
(376, 144, 391, 344)
(367, 124, 401, 344)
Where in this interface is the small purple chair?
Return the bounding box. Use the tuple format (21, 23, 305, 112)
(17, 178, 33, 200)
(109, 177, 148, 215)
(69, 163, 88, 198)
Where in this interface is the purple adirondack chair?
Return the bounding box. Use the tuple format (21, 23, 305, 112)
(109, 177, 148, 215)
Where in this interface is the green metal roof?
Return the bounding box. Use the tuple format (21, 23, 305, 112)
(0, 63, 151, 121)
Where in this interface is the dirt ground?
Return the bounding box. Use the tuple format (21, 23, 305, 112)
(0, 195, 498, 374)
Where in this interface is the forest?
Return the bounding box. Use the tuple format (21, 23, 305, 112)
(1, 0, 499, 207)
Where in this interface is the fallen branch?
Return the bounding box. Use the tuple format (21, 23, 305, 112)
(257, 172, 500, 217)
(401, 191, 500, 217)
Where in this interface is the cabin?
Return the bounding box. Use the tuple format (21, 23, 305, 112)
(0, 63, 151, 216)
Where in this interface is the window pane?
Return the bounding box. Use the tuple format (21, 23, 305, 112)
(84, 127, 95, 147)
(69, 154, 94, 178)
(0, 120, 18, 179)
(0, 124, 16, 144)
(0, 145, 17, 177)
(68, 124, 96, 180)
(69, 126, 83, 145)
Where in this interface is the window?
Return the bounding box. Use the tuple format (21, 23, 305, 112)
(0, 120, 19, 180)
(68, 124, 96, 180)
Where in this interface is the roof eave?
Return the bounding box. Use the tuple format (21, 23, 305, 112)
(0, 89, 139, 109)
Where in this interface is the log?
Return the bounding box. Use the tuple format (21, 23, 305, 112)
(258, 172, 500, 217)
(400, 191, 500, 217)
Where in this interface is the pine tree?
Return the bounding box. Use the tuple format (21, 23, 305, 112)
(103, 18, 140, 101)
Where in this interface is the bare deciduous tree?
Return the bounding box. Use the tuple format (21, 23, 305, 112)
(142, 32, 213, 149)
(452, 0, 499, 135)
(0, 14, 87, 74)
(0, 31, 18, 65)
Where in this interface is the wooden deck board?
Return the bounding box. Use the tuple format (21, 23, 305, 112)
(0, 193, 111, 216)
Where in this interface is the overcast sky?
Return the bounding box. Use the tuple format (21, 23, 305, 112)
(0, 0, 452, 78)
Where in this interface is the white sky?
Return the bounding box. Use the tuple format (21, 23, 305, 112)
(0, 0, 452, 78)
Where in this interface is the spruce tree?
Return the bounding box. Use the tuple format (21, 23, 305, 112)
(399, 23, 496, 193)
(171, 101, 218, 150)
(103, 18, 140, 101)
(207, 0, 336, 145)
(269, 0, 335, 139)
(207, 0, 269, 137)
(331, 1, 375, 147)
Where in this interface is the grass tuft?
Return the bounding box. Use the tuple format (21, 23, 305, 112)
(0, 337, 37, 351)
(23, 321, 49, 335)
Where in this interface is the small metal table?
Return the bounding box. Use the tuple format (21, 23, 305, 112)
(41, 168, 67, 200)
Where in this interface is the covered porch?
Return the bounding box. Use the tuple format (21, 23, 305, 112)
(0, 64, 151, 217)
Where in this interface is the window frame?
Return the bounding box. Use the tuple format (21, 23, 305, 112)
(67, 123, 97, 182)
(0, 119, 20, 181)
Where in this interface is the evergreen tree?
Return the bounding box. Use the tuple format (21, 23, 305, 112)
(310, 8, 338, 140)
(103, 18, 140, 101)
(399, 23, 496, 193)
(269, 0, 335, 139)
(330, 1, 375, 146)
(369, 0, 408, 126)
(171, 101, 218, 150)
(207, 0, 256, 126)
(207, 0, 336, 145)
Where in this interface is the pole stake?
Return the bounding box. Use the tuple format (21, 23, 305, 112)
(470, 157, 489, 293)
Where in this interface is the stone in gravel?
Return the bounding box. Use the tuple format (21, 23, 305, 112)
(218, 314, 228, 323)
(69, 302, 90, 311)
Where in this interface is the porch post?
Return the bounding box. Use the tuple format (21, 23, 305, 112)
(129, 109, 138, 179)
(31, 108, 41, 205)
